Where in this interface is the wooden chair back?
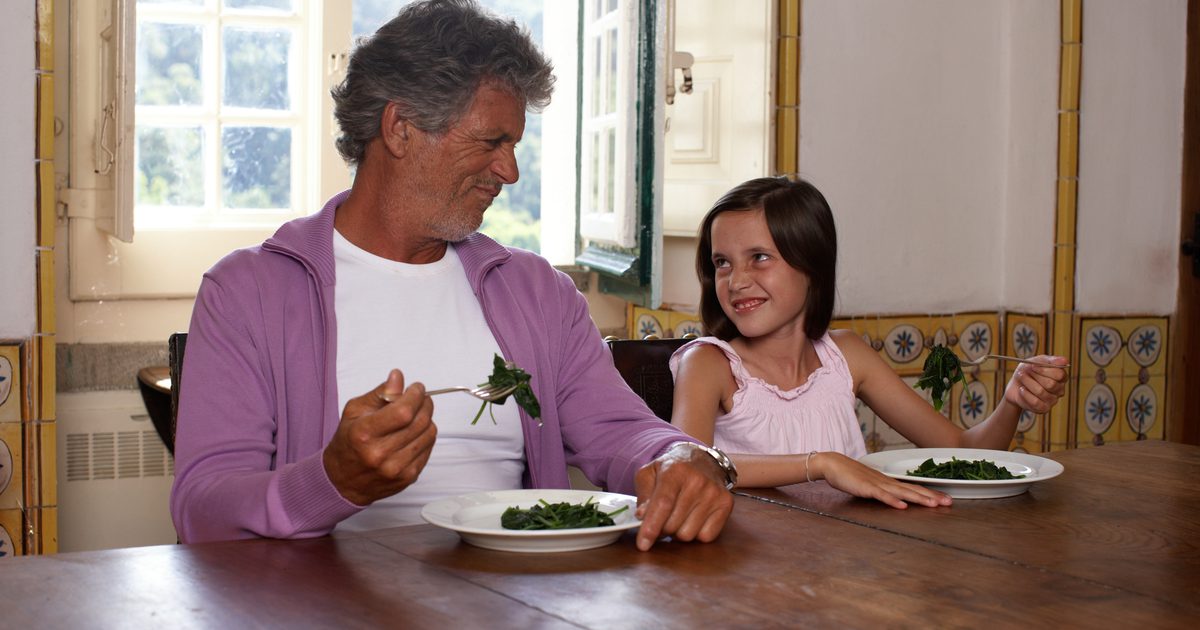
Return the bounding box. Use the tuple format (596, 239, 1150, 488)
(605, 337, 691, 421)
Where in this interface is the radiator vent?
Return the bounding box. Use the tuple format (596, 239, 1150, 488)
(64, 426, 173, 482)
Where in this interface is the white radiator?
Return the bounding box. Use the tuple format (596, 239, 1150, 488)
(56, 390, 177, 552)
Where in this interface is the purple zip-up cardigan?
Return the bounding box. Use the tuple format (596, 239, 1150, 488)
(169, 191, 693, 543)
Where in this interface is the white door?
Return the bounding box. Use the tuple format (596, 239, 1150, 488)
(663, 0, 773, 237)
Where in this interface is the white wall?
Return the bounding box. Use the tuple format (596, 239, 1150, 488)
(799, 0, 1059, 316)
(1076, 0, 1185, 315)
(0, 2, 36, 339)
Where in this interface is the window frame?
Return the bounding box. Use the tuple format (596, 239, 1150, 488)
(575, 0, 663, 307)
(64, 0, 662, 305)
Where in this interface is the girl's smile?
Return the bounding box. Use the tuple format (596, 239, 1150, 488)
(710, 208, 811, 340)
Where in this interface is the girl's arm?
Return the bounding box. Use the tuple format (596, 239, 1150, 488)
(833, 330, 1068, 450)
(669, 343, 737, 445)
(670, 341, 949, 509)
(730, 451, 951, 509)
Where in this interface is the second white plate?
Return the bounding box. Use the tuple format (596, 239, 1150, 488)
(859, 448, 1064, 499)
(421, 489, 641, 553)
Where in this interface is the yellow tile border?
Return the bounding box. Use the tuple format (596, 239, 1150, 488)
(38, 421, 56, 509)
(1050, 1, 1083, 449)
(776, 0, 801, 175)
(37, 250, 55, 335)
(1061, 0, 1081, 44)
(777, 36, 799, 107)
(37, 161, 55, 248)
(780, 0, 799, 38)
(776, 107, 798, 176)
(37, 335, 56, 422)
(1059, 43, 1081, 111)
(37, 0, 54, 72)
(1057, 111, 1079, 179)
(37, 74, 55, 161)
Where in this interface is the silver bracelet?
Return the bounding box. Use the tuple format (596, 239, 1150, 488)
(805, 451, 818, 483)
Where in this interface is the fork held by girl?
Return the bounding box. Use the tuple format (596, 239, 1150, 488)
(670, 176, 1069, 509)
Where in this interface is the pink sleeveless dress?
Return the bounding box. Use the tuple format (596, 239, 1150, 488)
(669, 335, 868, 459)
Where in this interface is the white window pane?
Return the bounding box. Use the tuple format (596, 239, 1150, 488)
(223, 27, 292, 110)
(223, 0, 295, 12)
(138, 0, 203, 6)
(222, 126, 292, 209)
(137, 22, 203, 107)
(606, 27, 617, 114)
(136, 127, 206, 207)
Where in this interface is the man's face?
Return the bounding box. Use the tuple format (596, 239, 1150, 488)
(405, 83, 526, 242)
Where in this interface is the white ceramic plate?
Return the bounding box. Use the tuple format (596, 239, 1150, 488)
(859, 448, 1064, 499)
(421, 489, 641, 553)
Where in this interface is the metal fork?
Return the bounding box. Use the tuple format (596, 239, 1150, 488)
(425, 384, 518, 401)
(959, 354, 1069, 369)
(379, 383, 517, 404)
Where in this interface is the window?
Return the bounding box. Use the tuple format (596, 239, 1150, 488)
(66, 0, 662, 304)
(134, 0, 308, 230)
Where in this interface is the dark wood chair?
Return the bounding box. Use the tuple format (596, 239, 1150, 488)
(605, 337, 692, 421)
(167, 332, 188, 453)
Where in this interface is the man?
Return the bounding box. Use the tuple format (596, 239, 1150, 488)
(170, 0, 733, 551)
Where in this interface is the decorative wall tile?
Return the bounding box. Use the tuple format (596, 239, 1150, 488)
(0, 509, 22, 557)
(0, 346, 20, 423)
(1006, 314, 1049, 452)
(0, 423, 22, 511)
(1075, 317, 1168, 447)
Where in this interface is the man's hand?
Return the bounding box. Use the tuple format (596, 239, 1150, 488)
(633, 442, 734, 551)
(323, 369, 437, 506)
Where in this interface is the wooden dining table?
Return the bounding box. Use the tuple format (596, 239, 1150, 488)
(2, 441, 1196, 628)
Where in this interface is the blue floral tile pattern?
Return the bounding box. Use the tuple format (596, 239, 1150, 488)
(1084, 325, 1121, 367)
(0, 438, 10, 495)
(1125, 384, 1157, 435)
(673, 320, 703, 339)
(0, 355, 11, 407)
(1012, 323, 1038, 358)
(636, 314, 664, 339)
(958, 381, 989, 428)
(1126, 324, 1162, 367)
(958, 322, 992, 362)
(1016, 409, 1036, 433)
(1083, 383, 1116, 436)
(883, 324, 923, 364)
(0, 524, 12, 557)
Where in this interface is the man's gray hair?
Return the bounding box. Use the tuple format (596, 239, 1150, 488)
(331, 0, 555, 165)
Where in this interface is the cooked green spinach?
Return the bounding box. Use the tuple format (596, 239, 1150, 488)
(907, 457, 1024, 480)
(500, 497, 630, 530)
(914, 344, 965, 412)
(472, 354, 542, 425)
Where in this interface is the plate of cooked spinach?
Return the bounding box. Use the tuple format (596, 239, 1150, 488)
(421, 489, 641, 552)
(858, 448, 1064, 499)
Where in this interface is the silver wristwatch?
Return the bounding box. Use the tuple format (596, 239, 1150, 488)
(694, 444, 738, 490)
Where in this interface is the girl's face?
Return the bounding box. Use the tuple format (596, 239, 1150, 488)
(710, 208, 811, 341)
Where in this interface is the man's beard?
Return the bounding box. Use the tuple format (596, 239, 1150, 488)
(428, 179, 501, 242)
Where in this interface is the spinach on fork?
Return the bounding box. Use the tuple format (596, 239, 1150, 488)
(914, 344, 965, 412)
(472, 354, 542, 425)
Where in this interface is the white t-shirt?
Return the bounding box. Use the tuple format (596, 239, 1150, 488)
(332, 231, 525, 530)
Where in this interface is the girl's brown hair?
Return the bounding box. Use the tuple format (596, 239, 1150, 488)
(696, 176, 837, 341)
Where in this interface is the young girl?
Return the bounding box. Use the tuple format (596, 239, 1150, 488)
(670, 176, 1069, 509)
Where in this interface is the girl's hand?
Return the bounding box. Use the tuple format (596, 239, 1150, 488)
(814, 452, 952, 509)
(1002, 356, 1069, 414)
